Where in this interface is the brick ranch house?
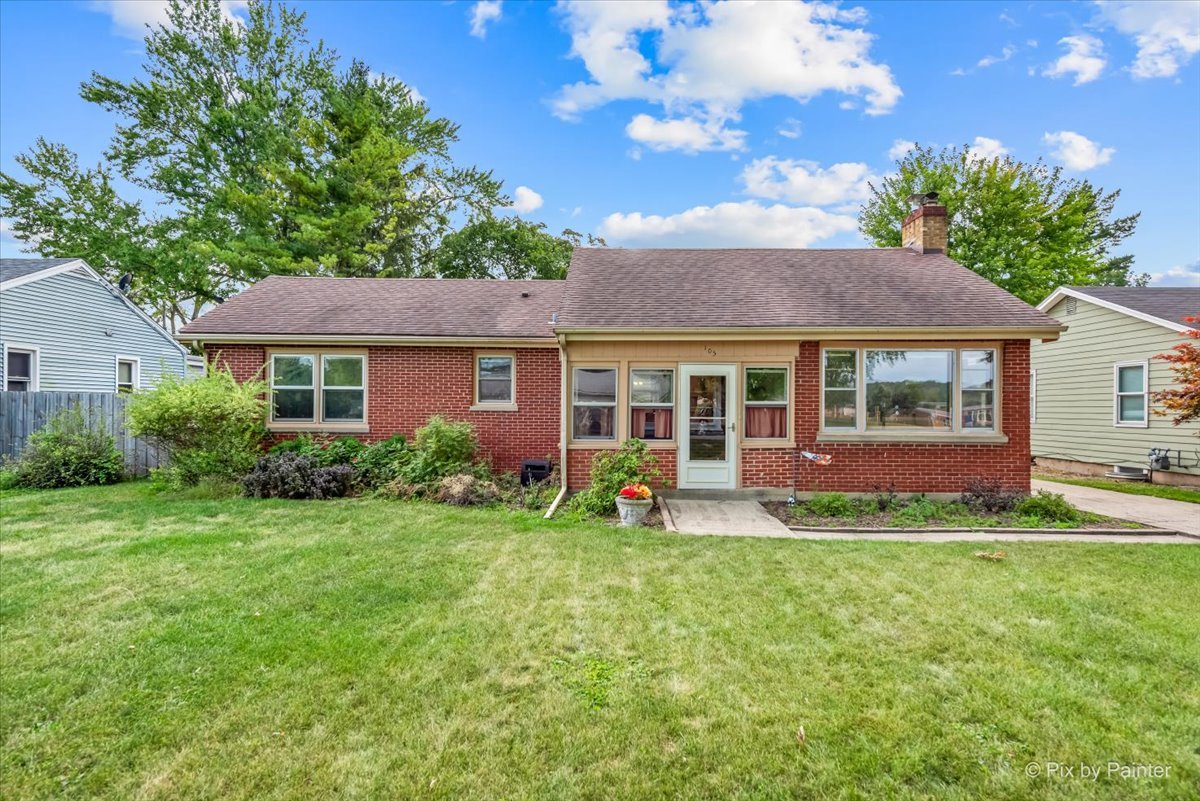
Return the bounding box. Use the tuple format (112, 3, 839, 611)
(178, 199, 1065, 496)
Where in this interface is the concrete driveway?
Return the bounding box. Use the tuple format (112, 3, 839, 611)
(1032, 479, 1200, 536)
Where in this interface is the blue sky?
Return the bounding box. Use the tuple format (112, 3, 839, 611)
(2, 0, 1198, 288)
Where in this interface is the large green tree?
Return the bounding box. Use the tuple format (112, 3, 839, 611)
(434, 218, 605, 280)
(858, 144, 1144, 305)
(0, 0, 502, 329)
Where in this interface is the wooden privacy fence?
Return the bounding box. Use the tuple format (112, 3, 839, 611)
(0, 391, 165, 475)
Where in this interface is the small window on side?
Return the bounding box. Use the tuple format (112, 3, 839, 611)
(476, 355, 514, 405)
(116, 359, 137, 394)
(6, 349, 35, 392)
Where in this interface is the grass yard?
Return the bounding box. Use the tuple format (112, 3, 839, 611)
(1035, 473, 1200, 504)
(2, 484, 1198, 800)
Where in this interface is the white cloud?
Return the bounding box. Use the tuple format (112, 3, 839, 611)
(1043, 131, 1115, 170)
(511, 185, 544, 214)
(553, 0, 900, 153)
(88, 0, 247, 39)
(978, 45, 1016, 68)
(598, 201, 858, 248)
(740, 157, 876, 207)
(1026, 39, 1039, 48)
(1096, 0, 1200, 79)
(967, 136, 1008, 161)
(1147, 261, 1200, 288)
(777, 118, 803, 139)
(888, 139, 916, 160)
(469, 0, 503, 38)
(1043, 35, 1107, 85)
(626, 112, 746, 153)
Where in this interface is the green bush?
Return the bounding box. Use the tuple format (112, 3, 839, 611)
(399, 416, 478, 485)
(1014, 491, 1081, 525)
(893, 495, 946, 526)
(269, 434, 323, 460)
(323, 436, 366, 466)
(11, 406, 125, 489)
(806, 492, 856, 518)
(568, 438, 663, 518)
(353, 435, 409, 488)
(8, 405, 125, 489)
(127, 366, 267, 487)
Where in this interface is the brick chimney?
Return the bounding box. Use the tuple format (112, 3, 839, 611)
(902, 192, 947, 254)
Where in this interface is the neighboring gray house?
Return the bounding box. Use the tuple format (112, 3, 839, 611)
(0, 258, 192, 393)
(1031, 286, 1199, 487)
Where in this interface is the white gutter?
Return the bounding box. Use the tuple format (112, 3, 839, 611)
(544, 331, 570, 519)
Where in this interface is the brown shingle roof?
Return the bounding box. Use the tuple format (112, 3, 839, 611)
(558, 248, 1061, 330)
(179, 276, 563, 339)
(1068, 286, 1199, 328)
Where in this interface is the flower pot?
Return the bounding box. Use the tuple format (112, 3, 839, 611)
(615, 496, 653, 526)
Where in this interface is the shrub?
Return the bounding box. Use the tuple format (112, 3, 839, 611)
(127, 367, 267, 487)
(807, 492, 856, 518)
(569, 438, 663, 518)
(435, 473, 499, 506)
(872, 483, 899, 512)
(269, 434, 323, 460)
(353, 435, 409, 488)
(242, 453, 354, 500)
(961, 478, 1023, 513)
(399, 416, 478, 485)
(8, 405, 124, 489)
(893, 495, 946, 526)
(323, 436, 366, 466)
(0, 467, 19, 491)
(1013, 491, 1081, 525)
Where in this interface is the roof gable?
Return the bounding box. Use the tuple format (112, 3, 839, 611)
(0, 258, 84, 288)
(1038, 286, 1199, 333)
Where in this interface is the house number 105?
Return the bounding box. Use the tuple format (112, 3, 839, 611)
(704, 346, 717, 356)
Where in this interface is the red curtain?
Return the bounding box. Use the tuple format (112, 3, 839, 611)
(745, 405, 787, 438)
(632, 408, 673, 439)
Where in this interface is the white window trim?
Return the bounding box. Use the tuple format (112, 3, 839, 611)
(1113, 360, 1150, 428)
(629, 367, 676, 441)
(742, 364, 791, 441)
(571, 366, 619, 441)
(114, 355, 140, 393)
(1029, 369, 1037, 424)
(320, 354, 367, 424)
(4, 343, 40, 392)
(819, 346, 1000, 436)
(472, 352, 517, 411)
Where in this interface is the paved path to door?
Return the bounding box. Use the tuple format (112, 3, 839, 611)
(1032, 479, 1200, 537)
(663, 499, 793, 537)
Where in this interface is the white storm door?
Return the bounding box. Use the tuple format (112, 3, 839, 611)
(678, 364, 737, 489)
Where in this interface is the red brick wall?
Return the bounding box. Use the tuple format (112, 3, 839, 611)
(567, 340, 1031, 493)
(206, 344, 561, 474)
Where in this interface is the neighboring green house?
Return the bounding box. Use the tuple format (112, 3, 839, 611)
(1031, 286, 1199, 487)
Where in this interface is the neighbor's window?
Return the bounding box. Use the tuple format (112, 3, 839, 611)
(116, 359, 138, 394)
(960, 350, 996, 431)
(744, 367, 788, 439)
(865, 350, 954, 431)
(5, 348, 35, 392)
(823, 350, 857, 429)
(1115, 362, 1148, 426)
(572, 367, 617, 440)
(476, 355, 514, 404)
(272, 355, 316, 422)
(630, 368, 674, 440)
(321, 355, 365, 422)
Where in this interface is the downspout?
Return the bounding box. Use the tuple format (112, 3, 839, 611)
(544, 330, 569, 519)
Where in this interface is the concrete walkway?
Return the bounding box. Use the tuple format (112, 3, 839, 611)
(663, 499, 793, 537)
(1032, 479, 1200, 537)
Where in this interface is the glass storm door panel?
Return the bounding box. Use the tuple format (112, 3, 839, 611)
(678, 364, 737, 489)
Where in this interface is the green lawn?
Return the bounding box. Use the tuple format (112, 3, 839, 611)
(2, 484, 1198, 800)
(1035, 473, 1200, 504)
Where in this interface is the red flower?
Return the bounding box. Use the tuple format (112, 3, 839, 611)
(619, 487, 639, 499)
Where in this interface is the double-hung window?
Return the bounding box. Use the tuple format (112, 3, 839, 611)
(476, 355, 515, 405)
(572, 367, 617, 440)
(5, 347, 36, 392)
(630, 368, 674, 440)
(116, 358, 138, 394)
(744, 367, 789, 439)
(1114, 362, 1148, 427)
(821, 347, 998, 434)
(270, 353, 365, 425)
